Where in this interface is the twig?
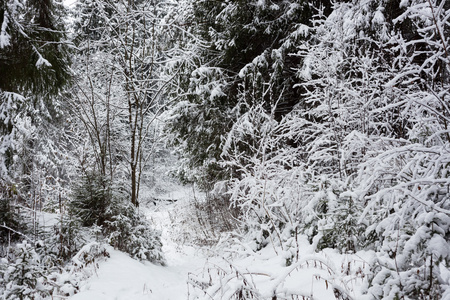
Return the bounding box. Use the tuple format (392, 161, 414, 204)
(0, 224, 34, 243)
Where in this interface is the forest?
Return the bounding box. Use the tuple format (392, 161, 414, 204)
(0, 0, 449, 299)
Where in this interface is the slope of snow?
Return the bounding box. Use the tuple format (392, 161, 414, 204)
(68, 192, 371, 300)
(69, 189, 209, 300)
(70, 243, 205, 300)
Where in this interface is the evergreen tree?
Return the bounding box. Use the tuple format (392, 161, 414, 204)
(165, 0, 332, 190)
(1, 0, 72, 248)
(1, 241, 51, 300)
(0, 0, 71, 97)
(1, 0, 71, 178)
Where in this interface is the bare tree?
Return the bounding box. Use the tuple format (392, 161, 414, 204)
(72, 0, 179, 206)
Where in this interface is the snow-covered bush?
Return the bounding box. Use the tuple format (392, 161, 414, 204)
(104, 201, 164, 263)
(188, 238, 374, 300)
(70, 242, 109, 269)
(47, 242, 109, 298)
(0, 241, 51, 300)
(0, 240, 110, 300)
(190, 190, 240, 246)
(37, 214, 86, 266)
(70, 174, 164, 263)
(70, 173, 112, 227)
(51, 241, 111, 298)
(360, 145, 450, 299)
(308, 179, 367, 253)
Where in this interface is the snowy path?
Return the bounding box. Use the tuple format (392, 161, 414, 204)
(69, 200, 208, 300)
(70, 243, 205, 300)
(66, 197, 368, 300)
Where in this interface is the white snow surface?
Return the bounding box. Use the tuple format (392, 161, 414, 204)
(69, 244, 204, 300)
(69, 192, 208, 300)
(67, 192, 371, 300)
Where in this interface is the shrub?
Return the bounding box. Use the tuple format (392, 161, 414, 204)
(0, 241, 50, 300)
(104, 201, 164, 263)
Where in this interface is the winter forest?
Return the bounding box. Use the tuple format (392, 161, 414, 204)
(1, 0, 449, 299)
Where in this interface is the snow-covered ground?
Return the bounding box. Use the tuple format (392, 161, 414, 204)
(66, 195, 371, 300)
(63, 179, 371, 300)
(68, 187, 210, 300)
(69, 243, 205, 300)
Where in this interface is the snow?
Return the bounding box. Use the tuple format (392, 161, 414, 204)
(60, 168, 372, 299)
(35, 54, 52, 68)
(63, 0, 78, 7)
(372, 9, 385, 25)
(65, 195, 373, 300)
(67, 185, 206, 299)
(70, 244, 204, 300)
(0, 13, 11, 48)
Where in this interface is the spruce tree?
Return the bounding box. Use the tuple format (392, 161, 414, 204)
(0, 0, 71, 97)
(165, 0, 332, 190)
(1, 0, 72, 247)
(0, 0, 71, 180)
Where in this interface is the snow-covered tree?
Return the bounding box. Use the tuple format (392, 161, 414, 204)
(0, 241, 51, 300)
(164, 0, 330, 190)
(1, 0, 73, 247)
(183, 0, 450, 298)
(71, 0, 179, 207)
